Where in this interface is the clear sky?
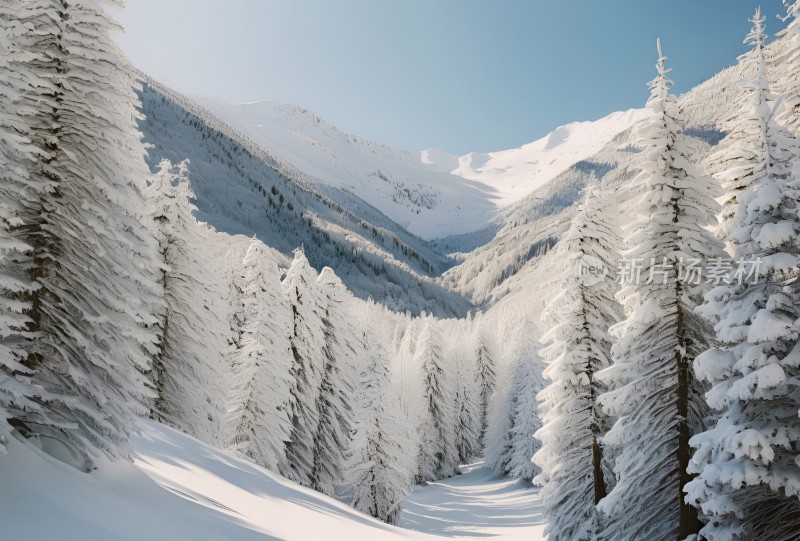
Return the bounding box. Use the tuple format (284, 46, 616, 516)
(116, 1, 786, 154)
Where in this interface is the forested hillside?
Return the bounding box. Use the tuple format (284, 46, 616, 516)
(138, 79, 470, 317)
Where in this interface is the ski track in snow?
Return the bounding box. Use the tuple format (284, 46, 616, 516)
(1, 420, 545, 541)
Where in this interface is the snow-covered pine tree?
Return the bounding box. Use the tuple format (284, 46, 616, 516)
(350, 306, 415, 525)
(0, 6, 45, 453)
(223, 237, 293, 472)
(396, 317, 418, 412)
(473, 315, 497, 447)
(146, 160, 229, 444)
(281, 248, 326, 487)
(415, 317, 458, 482)
(484, 354, 517, 477)
(309, 267, 358, 496)
(534, 186, 621, 540)
(508, 348, 542, 482)
(484, 313, 543, 480)
(450, 327, 481, 464)
(3, 0, 162, 468)
(686, 11, 800, 540)
(596, 39, 723, 540)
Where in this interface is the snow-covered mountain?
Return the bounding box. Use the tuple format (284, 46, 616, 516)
(191, 96, 497, 240)
(137, 78, 471, 317)
(190, 96, 651, 240)
(426, 108, 649, 207)
(441, 38, 760, 311)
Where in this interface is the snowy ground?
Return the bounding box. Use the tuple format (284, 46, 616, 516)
(400, 463, 547, 539)
(0, 420, 546, 540)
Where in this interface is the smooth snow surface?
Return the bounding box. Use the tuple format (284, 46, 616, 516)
(444, 108, 650, 206)
(0, 420, 545, 540)
(400, 462, 547, 539)
(190, 95, 647, 239)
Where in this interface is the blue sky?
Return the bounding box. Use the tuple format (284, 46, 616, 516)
(117, 1, 786, 154)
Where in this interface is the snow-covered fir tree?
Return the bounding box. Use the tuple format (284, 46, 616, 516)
(2, 0, 162, 468)
(350, 306, 415, 525)
(415, 317, 458, 482)
(223, 237, 293, 472)
(450, 330, 481, 464)
(484, 355, 516, 477)
(508, 342, 543, 482)
(309, 267, 357, 496)
(0, 7, 44, 453)
(534, 186, 621, 540)
(396, 317, 418, 413)
(484, 312, 543, 481)
(596, 40, 724, 540)
(281, 248, 326, 486)
(473, 315, 497, 447)
(686, 11, 800, 540)
(146, 160, 230, 444)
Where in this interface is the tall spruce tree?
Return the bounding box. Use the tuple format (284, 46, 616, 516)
(0, 6, 45, 453)
(534, 186, 621, 541)
(508, 343, 543, 482)
(2, 0, 162, 468)
(146, 160, 229, 444)
(310, 267, 357, 496)
(686, 11, 800, 540)
(484, 355, 518, 477)
(350, 308, 415, 525)
(451, 331, 481, 464)
(281, 248, 325, 486)
(224, 237, 293, 472)
(596, 40, 723, 540)
(473, 316, 497, 448)
(415, 317, 458, 482)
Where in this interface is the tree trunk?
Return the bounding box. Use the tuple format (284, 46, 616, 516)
(591, 434, 607, 504)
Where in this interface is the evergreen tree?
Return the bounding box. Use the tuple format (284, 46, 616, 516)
(473, 316, 497, 447)
(484, 314, 544, 480)
(484, 355, 517, 477)
(3, 0, 162, 468)
(451, 333, 481, 464)
(396, 318, 418, 413)
(596, 40, 723, 540)
(0, 6, 44, 453)
(224, 237, 293, 472)
(686, 11, 800, 539)
(415, 317, 458, 481)
(534, 186, 621, 540)
(310, 267, 357, 496)
(350, 311, 415, 525)
(146, 160, 229, 444)
(508, 348, 542, 482)
(281, 248, 325, 486)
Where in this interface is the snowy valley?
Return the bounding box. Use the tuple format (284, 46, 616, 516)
(2, 2, 800, 541)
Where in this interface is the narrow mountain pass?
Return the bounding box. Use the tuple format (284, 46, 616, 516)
(400, 463, 547, 540)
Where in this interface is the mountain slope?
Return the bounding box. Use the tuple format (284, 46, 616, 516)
(430, 108, 649, 207)
(191, 96, 498, 240)
(137, 78, 470, 317)
(442, 33, 782, 314)
(190, 97, 654, 243)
